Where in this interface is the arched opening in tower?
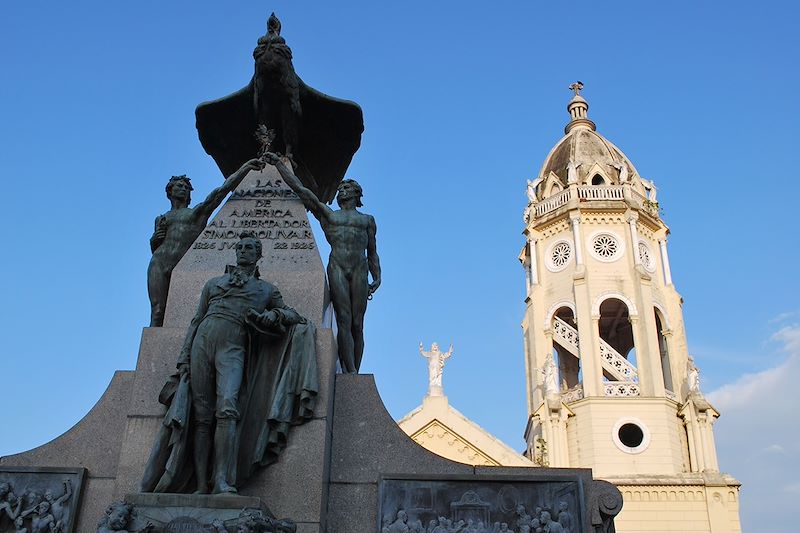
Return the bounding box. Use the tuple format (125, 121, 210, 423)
(551, 306, 581, 391)
(598, 298, 637, 380)
(591, 174, 606, 186)
(654, 308, 673, 392)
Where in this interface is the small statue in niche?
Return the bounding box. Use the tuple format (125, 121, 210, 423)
(146, 158, 264, 326)
(264, 152, 381, 373)
(566, 160, 581, 184)
(541, 352, 559, 396)
(687, 356, 701, 394)
(610, 160, 629, 183)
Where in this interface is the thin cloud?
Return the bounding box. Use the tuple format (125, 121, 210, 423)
(707, 322, 800, 533)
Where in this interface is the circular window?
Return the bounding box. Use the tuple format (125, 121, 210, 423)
(589, 232, 623, 262)
(611, 418, 651, 454)
(618, 423, 644, 447)
(638, 241, 656, 272)
(546, 240, 572, 272)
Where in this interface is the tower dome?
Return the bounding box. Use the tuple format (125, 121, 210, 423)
(532, 82, 646, 202)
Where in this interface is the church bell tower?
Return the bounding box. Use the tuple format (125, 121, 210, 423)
(519, 83, 742, 532)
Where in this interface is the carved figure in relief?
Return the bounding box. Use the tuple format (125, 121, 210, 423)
(43, 480, 72, 526)
(140, 231, 319, 494)
(386, 510, 409, 533)
(234, 508, 296, 533)
(96, 502, 151, 533)
(15, 515, 29, 533)
(687, 356, 701, 394)
(0, 482, 23, 522)
(147, 158, 265, 327)
(557, 501, 573, 533)
(419, 342, 454, 396)
(539, 511, 562, 533)
(514, 504, 531, 533)
(266, 153, 381, 373)
(30, 501, 58, 533)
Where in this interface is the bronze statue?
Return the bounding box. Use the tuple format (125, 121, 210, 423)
(141, 231, 319, 494)
(265, 153, 380, 374)
(196, 13, 363, 204)
(147, 158, 264, 327)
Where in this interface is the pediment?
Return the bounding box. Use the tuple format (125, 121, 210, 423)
(410, 420, 500, 466)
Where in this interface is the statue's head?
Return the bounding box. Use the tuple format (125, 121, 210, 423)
(337, 179, 363, 207)
(0, 482, 9, 497)
(397, 510, 407, 522)
(559, 501, 568, 511)
(540, 511, 551, 523)
(37, 501, 51, 515)
(236, 231, 263, 266)
(166, 175, 193, 205)
(267, 12, 281, 35)
(106, 502, 133, 530)
(26, 490, 41, 506)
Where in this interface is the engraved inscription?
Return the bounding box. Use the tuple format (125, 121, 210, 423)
(193, 196, 316, 255)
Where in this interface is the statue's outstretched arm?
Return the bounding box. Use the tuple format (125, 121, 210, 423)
(194, 158, 264, 221)
(265, 153, 332, 223)
(55, 479, 72, 505)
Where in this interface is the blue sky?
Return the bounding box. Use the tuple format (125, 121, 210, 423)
(1, 2, 798, 531)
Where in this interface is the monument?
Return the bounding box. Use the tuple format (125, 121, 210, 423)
(0, 13, 622, 533)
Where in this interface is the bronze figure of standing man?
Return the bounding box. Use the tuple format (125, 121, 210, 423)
(265, 153, 380, 373)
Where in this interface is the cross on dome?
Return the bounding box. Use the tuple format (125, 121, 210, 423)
(565, 81, 595, 133)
